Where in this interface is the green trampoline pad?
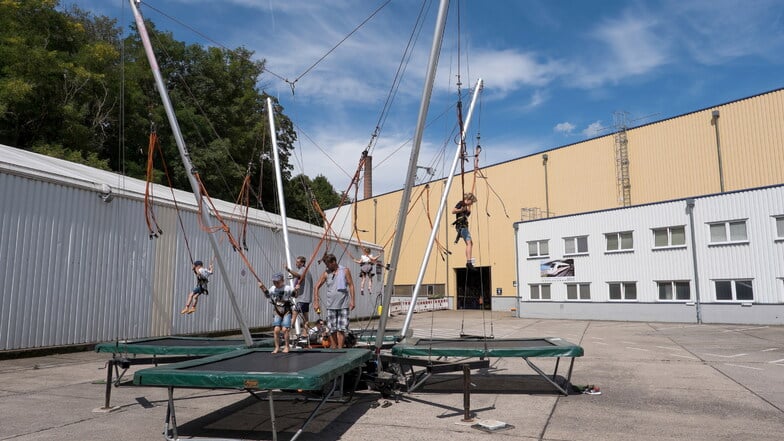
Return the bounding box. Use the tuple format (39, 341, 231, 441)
(353, 328, 410, 344)
(391, 337, 584, 358)
(133, 348, 372, 391)
(95, 336, 274, 356)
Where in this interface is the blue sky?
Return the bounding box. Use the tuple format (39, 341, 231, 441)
(66, 0, 784, 196)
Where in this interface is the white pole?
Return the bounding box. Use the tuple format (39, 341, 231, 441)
(266, 98, 297, 337)
(375, 0, 450, 356)
(129, 0, 253, 346)
(266, 97, 294, 273)
(401, 79, 483, 337)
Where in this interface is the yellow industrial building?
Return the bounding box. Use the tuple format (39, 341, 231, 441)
(347, 87, 784, 310)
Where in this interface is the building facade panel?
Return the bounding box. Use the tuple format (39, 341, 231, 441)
(721, 92, 784, 189)
(629, 110, 721, 204)
(546, 137, 619, 215)
(515, 185, 784, 324)
(0, 145, 379, 351)
(691, 187, 784, 305)
(352, 88, 784, 321)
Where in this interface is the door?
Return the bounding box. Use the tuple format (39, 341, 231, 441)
(455, 266, 491, 310)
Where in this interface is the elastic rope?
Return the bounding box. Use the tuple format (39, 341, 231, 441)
(144, 131, 162, 238)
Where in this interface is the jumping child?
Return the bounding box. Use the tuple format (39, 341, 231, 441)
(452, 192, 478, 270)
(181, 260, 213, 314)
(259, 273, 297, 354)
(353, 247, 378, 295)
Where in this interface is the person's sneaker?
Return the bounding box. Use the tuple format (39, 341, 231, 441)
(180, 307, 189, 314)
(467, 261, 477, 271)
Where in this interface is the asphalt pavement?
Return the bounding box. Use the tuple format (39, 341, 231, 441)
(1, 310, 783, 440)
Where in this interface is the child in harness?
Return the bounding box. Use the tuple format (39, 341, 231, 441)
(259, 273, 297, 353)
(452, 192, 478, 270)
(353, 247, 378, 295)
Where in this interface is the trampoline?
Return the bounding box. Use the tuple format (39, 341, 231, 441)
(351, 327, 411, 348)
(96, 336, 273, 356)
(389, 337, 584, 395)
(133, 348, 372, 441)
(95, 336, 274, 410)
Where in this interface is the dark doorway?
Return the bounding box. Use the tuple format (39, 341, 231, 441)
(455, 266, 491, 310)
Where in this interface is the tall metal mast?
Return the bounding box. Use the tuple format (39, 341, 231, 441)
(266, 97, 298, 335)
(267, 97, 294, 275)
(129, 0, 252, 346)
(375, 0, 450, 358)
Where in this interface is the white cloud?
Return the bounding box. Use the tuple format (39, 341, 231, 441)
(554, 122, 575, 134)
(571, 13, 669, 88)
(527, 89, 547, 109)
(85, 0, 784, 197)
(468, 49, 565, 96)
(662, 0, 784, 65)
(582, 121, 605, 138)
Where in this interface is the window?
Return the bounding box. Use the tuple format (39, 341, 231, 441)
(709, 220, 747, 244)
(608, 282, 637, 300)
(564, 236, 588, 255)
(529, 284, 551, 300)
(605, 231, 633, 252)
(528, 240, 549, 257)
(566, 283, 591, 300)
(775, 216, 784, 239)
(657, 281, 691, 301)
(715, 279, 754, 301)
(652, 226, 686, 248)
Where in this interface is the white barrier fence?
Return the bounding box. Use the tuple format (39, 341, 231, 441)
(388, 298, 449, 315)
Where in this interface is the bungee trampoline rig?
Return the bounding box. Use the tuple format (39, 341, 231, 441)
(112, 1, 588, 439)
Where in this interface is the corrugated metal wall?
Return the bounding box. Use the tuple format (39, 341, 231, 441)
(0, 156, 379, 351)
(694, 186, 784, 305)
(514, 185, 784, 324)
(354, 88, 784, 310)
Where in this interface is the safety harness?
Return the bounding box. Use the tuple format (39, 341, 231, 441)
(264, 288, 293, 318)
(195, 273, 209, 295)
(452, 203, 470, 244)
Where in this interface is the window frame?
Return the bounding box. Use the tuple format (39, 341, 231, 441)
(529, 283, 552, 300)
(707, 219, 749, 246)
(607, 281, 638, 301)
(651, 225, 687, 249)
(563, 235, 589, 256)
(605, 231, 634, 253)
(566, 282, 591, 300)
(774, 215, 784, 241)
(656, 280, 692, 301)
(714, 279, 754, 302)
(527, 239, 550, 258)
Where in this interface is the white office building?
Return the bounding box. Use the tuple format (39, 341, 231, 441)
(514, 185, 784, 324)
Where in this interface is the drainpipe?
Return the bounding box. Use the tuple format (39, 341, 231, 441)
(514, 223, 521, 318)
(542, 154, 550, 217)
(711, 110, 725, 193)
(686, 199, 702, 324)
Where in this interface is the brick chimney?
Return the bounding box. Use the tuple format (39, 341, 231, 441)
(363, 155, 372, 199)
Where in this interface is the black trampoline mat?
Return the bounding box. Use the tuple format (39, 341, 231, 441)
(183, 351, 349, 373)
(134, 338, 248, 347)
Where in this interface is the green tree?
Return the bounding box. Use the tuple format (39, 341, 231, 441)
(117, 21, 297, 209)
(283, 173, 348, 224)
(311, 174, 347, 210)
(0, 1, 324, 226)
(0, 1, 119, 163)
